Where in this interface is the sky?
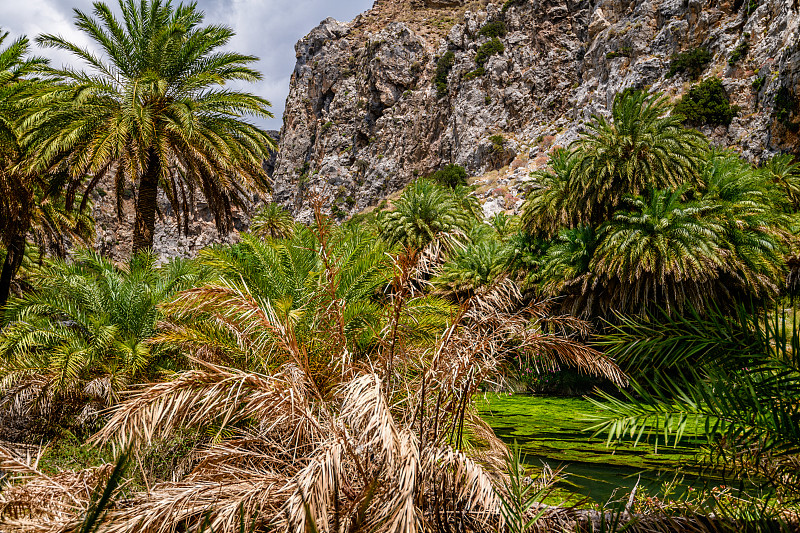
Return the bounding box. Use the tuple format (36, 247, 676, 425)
(0, 0, 374, 130)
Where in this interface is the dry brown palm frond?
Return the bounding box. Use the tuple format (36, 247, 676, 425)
(421, 445, 501, 527)
(0, 457, 112, 524)
(91, 472, 285, 533)
(282, 440, 346, 533)
(455, 282, 627, 387)
(415, 228, 469, 278)
(0, 447, 113, 523)
(160, 281, 306, 368)
(92, 361, 321, 452)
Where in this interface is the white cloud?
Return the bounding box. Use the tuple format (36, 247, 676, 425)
(1, 0, 372, 129)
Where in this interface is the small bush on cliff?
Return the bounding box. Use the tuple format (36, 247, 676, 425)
(674, 77, 739, 127)
(479, 21, 507, 39)
(728, 41, 749, 66)
(667, 47, 712, 80)
(501, 0, 524, 14)
(606, 47, 632, 60)
(476, 38, 505, 68)
(434, 51, 455, 97)
(464, 67, 485, 80)
(775, 86, 799, 132)
(489, 134, 507, 153)
(431, 164, 468, 189)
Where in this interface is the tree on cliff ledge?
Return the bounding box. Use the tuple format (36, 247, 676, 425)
(24, 0, 276, 253)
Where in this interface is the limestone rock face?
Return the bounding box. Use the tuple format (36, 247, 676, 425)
(273, 0, 800, 218)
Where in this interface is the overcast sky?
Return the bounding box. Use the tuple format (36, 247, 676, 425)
(0, 0, 373, 130)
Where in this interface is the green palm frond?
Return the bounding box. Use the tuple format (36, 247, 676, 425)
(591, 302, 800, 500)
(381, 179, 476, 252)
(432, 239, 511, 298)
(160, 225, 396, 375)
(521, 147, 576, 237)
(0, 250, 206, 431)
(251, 202, 295, 240)
(761, 153, 800, 211)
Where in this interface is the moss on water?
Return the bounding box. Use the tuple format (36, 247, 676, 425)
(476, 394, 706, 471)
(477, 394, 717, 504)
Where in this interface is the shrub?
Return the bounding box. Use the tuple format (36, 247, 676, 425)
(728, 41, 749, 65)
(606, 47, 632, 60)
(501, 0, 524, 13)
(464, 67, 485, 80)
(430, 164, 468, 188)
(475, 38, 505, 68)
(674, 77, 739, 127)
(667, 48, 712, 79)
(752, 76, 766, 92)
(489, 134, 506, 153)
(479, 21, 507, 38)
(775, 86, 799, 132)
(434, 51, 455, 97)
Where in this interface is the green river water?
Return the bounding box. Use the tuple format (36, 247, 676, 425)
(477, 394, 715, 504)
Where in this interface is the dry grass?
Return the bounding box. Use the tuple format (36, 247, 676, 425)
(350, 0, 492, 47)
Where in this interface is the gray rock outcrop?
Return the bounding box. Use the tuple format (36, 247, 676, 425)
(272, 0, 800, 218)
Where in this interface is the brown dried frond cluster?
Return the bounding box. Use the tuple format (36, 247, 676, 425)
(0, 444, 114, 532)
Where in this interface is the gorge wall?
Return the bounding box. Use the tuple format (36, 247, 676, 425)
(271, 0, 800, 219)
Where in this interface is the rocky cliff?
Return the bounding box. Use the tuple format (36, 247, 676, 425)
(272, 0, 800, 219)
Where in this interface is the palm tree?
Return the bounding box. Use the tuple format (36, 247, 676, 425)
(761, 153, 800, 211)
(27, 185, 96, 260)
(0, 30, 49, 310)
(24, 0, 276, 253)
(157, 227, 396, 389)
(570, 90, 707, 226)
(521, 147, 577, 237)
(539, 225, 598, 298)
(592, 188, 725, 314)
(0, 250, 205, 437)
(488, 212, 519, 240)
(433, 239, 510, 299)
(380, 179, 475, 254)
(251, 202, 295, 240)
(697, 150, 785, 298)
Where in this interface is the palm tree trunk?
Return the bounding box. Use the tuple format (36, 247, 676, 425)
(0, 232, 26, 313)
(133, 148, 161, 254)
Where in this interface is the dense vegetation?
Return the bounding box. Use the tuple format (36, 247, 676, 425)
(674, 77, 739, 127)
(1, 2, 800, 532)
(667, 47, 713, 79)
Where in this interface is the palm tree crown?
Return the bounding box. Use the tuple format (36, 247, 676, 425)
(592, 188, 725, 313)
(0, 30, 51, 310)
(24, 0, 276, 253)
(251, 202, 295, 240)
(575, 91, 707, 219)
(381, 179, 475, 253)
(0, 250, 204, 435)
